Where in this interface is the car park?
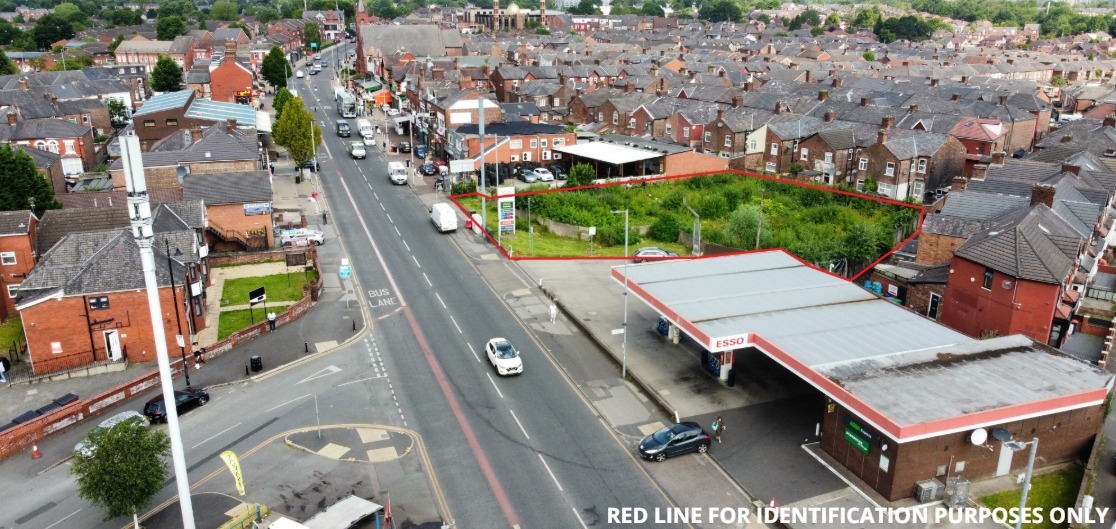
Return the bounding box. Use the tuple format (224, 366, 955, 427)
(547, 164, 567, 180)
(348, 141, 366, 159)
(143, 388, 210, 423)
(73, 411, 149, 457)
(637, 422, 711, 461)
(398, 141, 411, 153)
(533, 168, 555, 182)
(633, 247, 679, 263)
(519, 170, 539, 183)
(485, 338, 523, 376)
(420, 162, 438, 175)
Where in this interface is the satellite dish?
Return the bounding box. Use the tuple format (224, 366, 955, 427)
(970, 428, 988, 445)
(991, 428, 1012, 442)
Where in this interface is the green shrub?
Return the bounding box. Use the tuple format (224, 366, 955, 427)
(722, 188, 742, 210)
(703, 226, 726, 246)
(662, 189, 686, 210)
(697, 194, 730, 219)
(648, 214, 684, 243)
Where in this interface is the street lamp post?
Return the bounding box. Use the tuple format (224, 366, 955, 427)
(164, 239, 189, 388)
(1004, 437, 1039, 529)
(611, 209, 629, 379)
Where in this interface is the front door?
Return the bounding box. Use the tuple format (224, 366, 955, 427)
(104, 330, 121, 361)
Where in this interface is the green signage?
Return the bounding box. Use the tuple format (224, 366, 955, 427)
(845, 428, 870, 454)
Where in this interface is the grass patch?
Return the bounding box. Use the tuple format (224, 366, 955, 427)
(221, 271, 318, 306)
(981, 465, 1084, 529)
(217, 308, 267, 341)
(0, 315, 23, 354)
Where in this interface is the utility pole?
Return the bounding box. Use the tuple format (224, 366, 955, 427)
(120, 132, 196, 529)
(479, 97, 486, 232)
(164, 238, 189, 388)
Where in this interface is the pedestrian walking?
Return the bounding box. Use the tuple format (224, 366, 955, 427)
(267, 311, 277, 331)
(0, 359, 6, 383)
(193, 347, 206, 368)
(712, 416, 725, 443)
(549, 303, 558, 324)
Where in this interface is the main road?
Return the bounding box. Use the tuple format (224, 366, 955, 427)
(297, 44, 678, 528)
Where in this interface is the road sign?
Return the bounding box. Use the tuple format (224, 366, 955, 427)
(450, 159, 473, 174)
(249, 287, 266, 305)
(611, 329, 625, 335)
(339, 265, 352, 278)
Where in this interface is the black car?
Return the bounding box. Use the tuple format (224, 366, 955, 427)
(420, 162, 438, 176)
(637, 421, 711, 462)
(633, 247, 679, 263)
(143, 388, 210, 423)
(302, 160, 319, 173)
(398, 141, 412, 153)
(547, 164, 567, 180)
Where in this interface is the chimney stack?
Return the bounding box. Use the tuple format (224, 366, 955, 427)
(991, 151, 1006, 165)
(433, 67, 444, 80)
(1104, 114, 1116, 128)
(952, 93, 961, 101)
(877, 128, 889, 144)
(17, 77, 27, 91)
(881, 115, 895, 129)
(1031, 183, 1056, 208)
(774, 100, 784, 114)
(952, 175, 969, 191)
(1061, 163, 1080, 175)
(860, 96, 870, 107)
(717, 109, 724, 122)
(6, 113, 15, 125)
(832, 76, 841, 88)
(961, 75, 970, 84)
(824, 109, 837, 122)
(998, 94, 1007, 106)
(970, 165, 988, 181)
(818, 90, 829, 101)
(227, 118, 237, 133)
(930, 78, 939, 87)
(909, 104, 919, 113)
(625, 83, 634, 93)
(732, 94, 743, 108)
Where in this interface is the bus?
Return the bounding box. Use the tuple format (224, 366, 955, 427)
(334, 88, 357, 118)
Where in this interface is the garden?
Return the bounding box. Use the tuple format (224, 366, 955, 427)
(455, 170, 921, 276)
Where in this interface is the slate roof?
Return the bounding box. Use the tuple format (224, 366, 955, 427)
(182, 170, 272, 205)
(954, 204, 1082, 284)
(0, 118, 89, 142)
(358, 24, 459, 58)
(14, 144, 60, 169)
(0, 210, 33, 236)
(35, 206, 130, 256)
(884, 129, 951, 160)
(155, 200, 205, 229)
(17, 228, 186, 306)
(939, 191, 1031, 221)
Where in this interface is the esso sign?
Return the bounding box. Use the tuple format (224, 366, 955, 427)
(713, 335, 749, 350)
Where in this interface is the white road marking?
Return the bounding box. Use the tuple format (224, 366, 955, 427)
(385, 213, 393, 224)
(571, 508, 590, 529)
(191, 422, 242, 449)
(338, 375, 387, 387)
(265, 393, 311, 412)
(395, 226, 401, 236)
(435, 292, 447, 309)
(412, 254, 421, 268)
(449, 315, 462, 333)
(467, 343, 481, 362)
(42, 509, 82, 529)
(538, 454, 564, 492)
(486, 373, 504, 399)
(373, 192, 379, 200)
(296, 365, 342, 385)
(403, 240, 411, 252)
(379, 202, 385, 211)
(509, 409, 529, 439)
(423, 272, 431, 287)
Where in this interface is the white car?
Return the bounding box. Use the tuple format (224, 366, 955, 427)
(386, 108, 400, 116)
(533, 168, 555, 182)
(485, 338, 523, 376)
(74, 411, 149, 457)
(295, 69, 304, 78)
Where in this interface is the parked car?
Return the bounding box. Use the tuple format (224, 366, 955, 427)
(295, 70, 304, 78)
(348, 141, 366, 159)
(633, 247, 679, 263)
(73, 411, 149, 457)
(397, 141, 411, 153)
(303, 160, 319, 172)
(415, 145, 428, 159)
(387, 108, 400, 116)
(519, 170, 540, 183)
(485, 338, 523, 376)
(420, 162, 438, 176)
(547, 164, 567, 180)
(533, 168, 555, 182)
(638, 422, 711, 461)
(280, 229, 324, 246)
(143, 388, 210, 423)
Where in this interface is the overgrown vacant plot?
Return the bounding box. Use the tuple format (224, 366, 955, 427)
(980, 465, 1083, 529)
(220, 271, 317, 306)
(457, 172, 920, 274)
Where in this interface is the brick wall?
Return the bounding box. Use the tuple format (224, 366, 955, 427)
(663, 152, 728, 176)
(915, 232, 964, 265)
(111, 165, 180, 189)
(0, 226, 36, 320)
(904, 283, 945, 320)
(188, 160, 258, 175)
(207, 203, 274, 249)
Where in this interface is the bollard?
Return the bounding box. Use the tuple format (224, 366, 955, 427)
(245, 363, 250, 377)
(352, 320, 357, 331)
(305, 342, 309, 353)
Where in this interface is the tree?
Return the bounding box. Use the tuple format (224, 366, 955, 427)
(152, 55, 183, 92)
(273, 97, 323, 169)
(209, 0, 239, 20)
(862, 50, 875, 61)
(0, 50, 16, 75)
(566, 0, 599, 15)
(0, 145, 61, 216)
(107, 98, 130, 127)
(51, 54, 93, 70)
(272, 87, 293, 120)
(810, 26, 824, 36)
(250, 6, 281, 23)
(0, 19, 18, 45)
(825, 12, 840, 26)
(31, 14, 75, 50)
(564, 162, 595, 187)
(261, 46, 291, 89)
(228, 22, 252, 38)
(109, 33, 125, 52)
(53, 2, 87, 24)
(1051, 75, 1066, 87)
(156, 14, 187, 40)
(639, 0, 662, 16)
(71, 416, 170, 529)
(304, 21, 321, 50)
(788, 162, 804, 177)
(701, 0, 740, 22)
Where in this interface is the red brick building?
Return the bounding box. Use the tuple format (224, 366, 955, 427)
(209, 45, 255, 104)
(0, 210, 37, 322)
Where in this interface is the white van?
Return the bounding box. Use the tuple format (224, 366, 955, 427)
(430, 202, 458, 232)
(388, 161, 407, 185)
(356, 118, 375, 144)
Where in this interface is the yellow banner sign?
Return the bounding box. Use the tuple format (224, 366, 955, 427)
(220, 451, 246, 496)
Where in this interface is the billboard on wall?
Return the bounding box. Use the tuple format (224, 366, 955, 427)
(244, 203, 271, 216)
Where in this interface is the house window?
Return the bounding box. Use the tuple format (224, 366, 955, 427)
(552, 97, 559, 107)
(144, 119, 155, 127)
(628, 118, 636, 129)
(704, 131, 712, 142)
(541, 113, 548, 122)
(724, 136, 732, 148)
(35, 140, 47, 151)
(885, 162, 895, 176)
(166, 118, 178, 126)
(765, 162, 776, 173)
(46, 140, 59, 154)
(530, 139, 537, 148)
(800, 147, 809, 160)
(597, 112, 603, 122)
(510, 139, 523, 149)
(89, 296, 110, 310)
(877, 182, 894, 196)
(856, 179, 865, 191)
(858, 158, 868, 171)
(824, 152, 834, 163)
(612, 112, 618, 125)
(553, 138, 564, 147)
(927, 292, 941, 319)
(541, 139, 547, 148)
(982, 268, 994, 290)
(917, 158, 927, 173)
(748, 139, 757, 151)
(770, 142, 778, 155)
(665, 124, 672, 135)
(683, 126, 690, 137)
(0, 252, 14, 265)
(5, 283, 18, 298)
(913, 180, 924, 197)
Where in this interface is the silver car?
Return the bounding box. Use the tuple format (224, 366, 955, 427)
(74, 411, 149, 457)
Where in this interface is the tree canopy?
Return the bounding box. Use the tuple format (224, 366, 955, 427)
(209, 0, 239, 21)
(31, 14, 75, 50)
(0, 145, 61, 216)
(273, 97, 323, 168)
(875, 14, 936, 43)
(152, 55, 183, 92)
(261, 46, 290, 89)
(566, 0, 600, 15)
(71, 417, 170, 529)
(155, 14, 187, 40)
(273, 87, 294, 120)
(303, 20, 321, 49)
(701, 0, 741, 22)
(0, 50, 17, 76)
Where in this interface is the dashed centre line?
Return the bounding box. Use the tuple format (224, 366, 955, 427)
(509, 410, 529, 439)
(435, 292, 447, 309)
(486, 373, 505, 399)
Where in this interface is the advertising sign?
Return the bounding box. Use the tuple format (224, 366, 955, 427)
(844, 428, 871, 454)
(497, 187, 515, 234)
(249, 287, 266, 305)
(243, 202, 271, 216)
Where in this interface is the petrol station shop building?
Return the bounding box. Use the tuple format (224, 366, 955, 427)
(614, 251, 1113, 501)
